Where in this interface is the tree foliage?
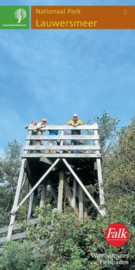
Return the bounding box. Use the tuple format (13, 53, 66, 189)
(1, 205, 135, 270)
(0, 140, 22, 225)
(94, 111, 120, 154)
(103, 116, 135, 211)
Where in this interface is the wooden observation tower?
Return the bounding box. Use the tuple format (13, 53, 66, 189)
(7, 124, 105, 241)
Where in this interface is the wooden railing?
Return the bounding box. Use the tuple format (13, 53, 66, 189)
(0, 218, 39, 246)
(22, 124, 101, 158)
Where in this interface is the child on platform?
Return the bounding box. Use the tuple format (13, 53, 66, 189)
(47, 126, 58, 154)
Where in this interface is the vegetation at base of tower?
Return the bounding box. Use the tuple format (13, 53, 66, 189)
(0, 113, 135, 269)
(0, 205, 135, 270)
(0, 240, 42, 270)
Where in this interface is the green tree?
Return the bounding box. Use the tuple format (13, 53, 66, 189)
(94, 111, 120, 154)
(0, 140, 22, 225)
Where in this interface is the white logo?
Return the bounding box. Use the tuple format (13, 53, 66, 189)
(14, 9, 27, 23)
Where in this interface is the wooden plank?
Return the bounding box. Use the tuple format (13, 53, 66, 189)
(27, 192, 34, 220)
(94, 127, 106, 216)
(24, 129, 32, 154)
(84, 208, 88, 219)
(79, 185, 83, 220)
(38, 182, 47, 219)
(39, 182, 46, 208)
(22, 153, 101, 158)
(76, 185, 88, 219)
(0, 218, 40, 234)
(0, 225, 20, 234)
(24, 159, 27, 169)
(57, 171, 64, 212)
(0, 236, 8, 244)
(63, 141, 70, 145)
(21, 173, 27, 190)
(12, 232, 27, 240)
(24, 160, 33, 183)
(11, 159, 26, 210)
(0, 232, 28, 244)
(28, 125, 99, 131)
(64, 177, 78, 215)
(24, 145, 100, 150)
(72, 179, 76, 212)
(26, 135, 99, 140)
(63, 131, 71, 135)
(40, 156, 53, 165)
(48, 177, 58, 203)
(96, 159, 106, 216)
(60, 130, 64, 154)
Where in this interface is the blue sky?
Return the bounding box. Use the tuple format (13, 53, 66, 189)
(0, 0, 135, 154)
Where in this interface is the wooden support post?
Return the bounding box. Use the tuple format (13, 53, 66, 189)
(48, 177, 58, 203)
(64, 176, 78, 215)
(96, 159, 104, 205)
(94, 125, 106, 216)
(77, 184, 88, 219)
(27, 192, 34, 220)
(84, 208, 88, 219)
(21, 173, 27, 190)
(39, 181, 47, 208)
(96, 159, 106, 216)
(57, 171, 64, 212)
(24, 159, 33, 183)
(7, 159, 26, 241)
(79, 185, 83, 220)
(60, 130, 64, 153)
(72, 178, 76, 212)
(38, 181, 47, 219)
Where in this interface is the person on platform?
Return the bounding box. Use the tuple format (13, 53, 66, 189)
(36, 118, 47, 131)
(66, 114, 84, 153)
(36, 118, 47, 147)
(24, 120, 37, 147)
(24, 120, 37, 132)
(47, 126, 58, 154)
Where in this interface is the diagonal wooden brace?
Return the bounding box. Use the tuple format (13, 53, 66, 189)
(11, 158, 60, 215)
(62, 158, 105, 217)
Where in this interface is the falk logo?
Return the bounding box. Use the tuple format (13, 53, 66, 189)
(105, 223, 129, 247)
(14, 9, 27, 23)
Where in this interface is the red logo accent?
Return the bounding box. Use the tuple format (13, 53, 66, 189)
(105, 223, 129, 247)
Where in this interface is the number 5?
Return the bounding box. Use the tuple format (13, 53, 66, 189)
(124, 9, 127, 15)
